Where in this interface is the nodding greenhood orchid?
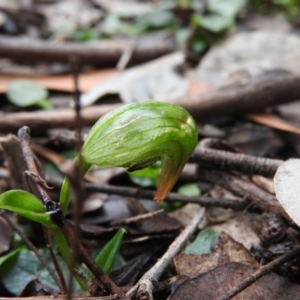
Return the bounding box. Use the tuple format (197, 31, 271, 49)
(60, 101, 198, 214)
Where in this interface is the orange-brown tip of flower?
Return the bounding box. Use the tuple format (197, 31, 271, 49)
(154, 174, 177, 202)
(154, 191, 166, 202)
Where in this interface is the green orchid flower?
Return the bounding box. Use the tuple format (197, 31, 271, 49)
(60, 101, 198, 213)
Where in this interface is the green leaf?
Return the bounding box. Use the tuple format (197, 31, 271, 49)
(191, 35, 207, 54)
(6, 80, 51, 109)
(128, 161, 161, 187)
(71, 28, 98, 42)
(94, 228, 126, 274)
(0, 247, 23, 266)
(207, 0, 247, 18)
(0, 249, 35, 295)
(184, 228, 219, 255)
(193, 14, 234, 32)
(134, 10, 175, 32)
(0, 248, 81, 295)
(59, 159, 91, 216)
(0, 190, 55, 229)
(102, 13, 127, 36)
(177, 183, 201, 197)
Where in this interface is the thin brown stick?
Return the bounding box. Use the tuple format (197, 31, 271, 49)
(126, 207, 206, 300)
(66, 55, 85, 298)
(85, 183, 248, 211)
(46, 177, 248, 211)
(117, 40, 137, 70)
(43, 227, 68, 293)
(0, 34, 173, 65)
(110, 209, 164, 226)
(1, 72, 300, 132)
(177, 71, 300, 119)
(0, 104, 121, 132)
(0, 135, 28, 189)
(191, 145, 283, 177)
(197, 168, 285, 215)
(218, 246, 300, 300)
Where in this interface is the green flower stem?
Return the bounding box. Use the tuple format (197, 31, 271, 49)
(59, 159, 91, 216)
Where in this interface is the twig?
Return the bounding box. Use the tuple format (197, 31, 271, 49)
(0, 103, 121, 132)
(218, 246, 300, 300)
(0, 163, 248, 212)
(177, 71, 300, 119)
(126, 207, 206, 300)
(66, 55, 84, 299)
(197, 168, 285, 215)
(110, 210, 164, 226)
(85, 183, 248, 211)
(190, 144, 282, 177)
(117, 40, 137, 70)
(0, 135, 28, 189)
(0, 211, 63, 292)
(2, 72, 300, 132)
(18, 126, 128, 299)
(46, 178, 248, 211)
(0, 34, 173, 65)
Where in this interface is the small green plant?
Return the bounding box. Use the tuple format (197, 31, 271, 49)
(0, 101, 198, 291)
(7, 80, 52, 109)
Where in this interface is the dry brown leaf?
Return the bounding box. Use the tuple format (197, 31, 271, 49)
(174, 231, 258, 278)
(0, 69, 119, 93)
(170, 262, 300, 300)
(245, 112, 300, 135)
(209, 214, 260, 250)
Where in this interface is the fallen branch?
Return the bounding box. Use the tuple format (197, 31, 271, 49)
(191, 137, 283, 177)
(197, 168, 285, 215)
(1, 72, 300, 132)
(190, 145, 282, 177)
(126, 207, 206, 300)
(46, 178, 248, 211)
(0, 104, 120, 132)
(0, 34, 173, 66)
(178, 71, 300, 119)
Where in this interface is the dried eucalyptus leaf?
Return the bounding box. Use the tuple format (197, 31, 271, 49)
(274, 158, 300, 226)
